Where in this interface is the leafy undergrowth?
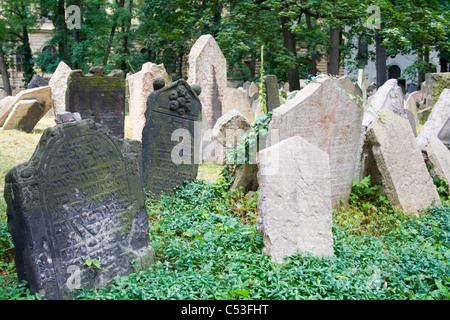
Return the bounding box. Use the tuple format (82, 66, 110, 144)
(1, 178, 449, 300)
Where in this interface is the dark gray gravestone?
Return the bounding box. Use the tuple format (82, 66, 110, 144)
(27, 75, 49, 89)
(142, 78, 202, 198)
(438, 116, 450, 150)
(4, 118, 155, 300)
(264, 75, 281, 112)
(66, 66, 125, 138)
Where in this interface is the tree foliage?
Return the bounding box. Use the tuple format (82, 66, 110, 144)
(0, 0, 448, 87)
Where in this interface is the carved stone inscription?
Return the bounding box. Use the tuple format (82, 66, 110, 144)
(4, 119, 154, 300)
(142, 79, 202, 197)
(66, 66, 125, 138)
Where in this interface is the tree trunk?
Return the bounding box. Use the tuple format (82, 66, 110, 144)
(375, 30, 387, 87)
(21, 25, 35, 85)
(280, 15, 300, 91)
(328, 26, 340, 76)
(56, 0, 69, 64)
(305, 13, 317, 75)
(0, 44, 12, 95)
(72, 0, 81, 69)
(245, 52, 256, 79)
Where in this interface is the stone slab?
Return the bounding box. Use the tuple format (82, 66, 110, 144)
(66, 66, 126, 138)
(366, 110, 441, 213)
(142, 79, 202, 198)
(257, 135, 334, 263)
(49, 61, 72, 115)
(127, 62, 172, 141)
(4, 119, 155, 299)
(268, 75, 364, 208)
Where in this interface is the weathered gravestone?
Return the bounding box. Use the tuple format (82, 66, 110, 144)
(424, 72, 450, 107)
(366, 109, 441, 213)
(268, 75, 364, 208)
(142, 78, 202, 198)
(66, 66, 125, 138)
(27, 75, 49, 89)
(438, 116, 450, 149)
(127, 62, 172, 141)
(0, 86, 53, 131)
(49, 61, 72, 116)
(4, 118, 155, 299)
(416, 88, 450, 150)
(424, 136, 450, 193)
(264, 75, 281, 112)
(257, 136, 334, 264)
(212, 109, 252, 164)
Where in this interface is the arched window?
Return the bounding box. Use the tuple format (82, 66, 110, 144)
(388, 65, 401, 79)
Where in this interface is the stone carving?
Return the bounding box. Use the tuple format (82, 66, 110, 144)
(66, 66, 126, 138)
(142, 78, 202, 198)
(4, 119, 155, 300)
(257, 136, 334, 263)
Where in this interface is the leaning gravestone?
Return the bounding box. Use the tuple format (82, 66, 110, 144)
(438, 117, 450, 149)
(0, 86, 53, 130)
(268, 75, 364, 208)
(424, 136, 450, 193)
(416, 88, 450, 150)
(366, 109, 441, 213)
(264, 75, 281, 112)
(4, 117, 155, 300)
(66, 66, 126, 138)
(27, 75, 49, 89)
(142, 78, 202, 198)
(127, 62, 172, 141)
(257, 135, 334, 264)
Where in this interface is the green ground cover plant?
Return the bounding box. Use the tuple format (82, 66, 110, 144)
(1, 177, 448, 300)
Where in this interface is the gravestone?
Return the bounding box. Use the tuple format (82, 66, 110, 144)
(363, 79, 405, 128)
(66, 66, 126, 138)
(1, 99, 44, 132)
(49, 61, 72, 115)
(0, 86, 52, 129)
(142, 78, 202, 198)
(188, 34, 226, 129)
(127, 62, 172, 141)
(0, 88, 7, 100)
(264, 75, 281, 112)
(424, 72, 450, 107)
(268, 75, 364, 208)
(27, 75, 49, 89)
(212, 109, 252, 164)
(4, 118, 155, 300)
(416, 89, 450, 150)
(438, 117, 450, 149)
(223, 87, 254, 123)
(424, 136, 450, 193)
(366, 110, 441, 213)
(257, 135, 334, 264)
(358, 69, 367, 100)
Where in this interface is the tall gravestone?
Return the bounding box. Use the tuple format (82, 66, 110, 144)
(264, 75, 281, 112)
(49, 61, 72, 116)
(66, 66, 125, 138)
(268, 75, 364, 208)
(4, 118, 155, 299)
(257, 136, 334, 263)
(142, 78, 202, 198)
(127, 62, 172, 141)
(188, 34, 226, 129)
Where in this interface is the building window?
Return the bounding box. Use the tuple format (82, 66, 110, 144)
(388, 65, 401, 79)
(16, 53, 24, 73)
(357, 36, 369, 66)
